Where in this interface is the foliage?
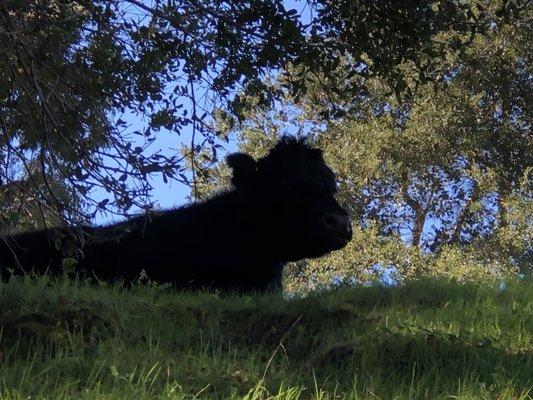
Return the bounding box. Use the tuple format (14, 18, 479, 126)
(0, 0, 518, 226)
(309, 7, 532, 285)
(0, 163, 82, 233)
(204, 1, 531, 287)
(0, 275, 531, 399)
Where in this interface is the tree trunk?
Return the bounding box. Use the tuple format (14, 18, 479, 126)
(449, 180, 479, 244)
(401, 171, 431, 248)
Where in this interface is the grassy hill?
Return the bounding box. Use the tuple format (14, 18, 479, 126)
(0, 276, 531, 399)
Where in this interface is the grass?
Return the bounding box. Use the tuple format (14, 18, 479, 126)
(0, 276, 531, 399)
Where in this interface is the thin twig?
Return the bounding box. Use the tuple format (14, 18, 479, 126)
(261, 315, 303, 382)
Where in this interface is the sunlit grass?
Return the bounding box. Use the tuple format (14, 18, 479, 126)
(0, 275, 531, 399)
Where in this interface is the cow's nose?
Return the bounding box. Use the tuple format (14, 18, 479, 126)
(322, 213, 352, 240)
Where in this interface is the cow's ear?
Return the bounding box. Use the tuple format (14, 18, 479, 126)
(226, 153, 257, 187)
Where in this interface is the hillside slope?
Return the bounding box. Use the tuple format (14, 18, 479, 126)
(0, 277, 531, 399)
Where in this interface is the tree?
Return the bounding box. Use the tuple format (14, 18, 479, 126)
(317, 3, 532, 284)
(0, 0, 509, 229)
(205, 1, 531, 289)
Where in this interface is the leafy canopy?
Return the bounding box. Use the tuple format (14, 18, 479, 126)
(0, 0, 511, 226)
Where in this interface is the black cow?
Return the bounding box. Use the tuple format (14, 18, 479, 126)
(0, 137, 352, 292)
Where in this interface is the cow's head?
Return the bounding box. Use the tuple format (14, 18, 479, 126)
(227, 136, 352, 261)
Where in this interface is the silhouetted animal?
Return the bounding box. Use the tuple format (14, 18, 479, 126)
(0, 137, 352, 292)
